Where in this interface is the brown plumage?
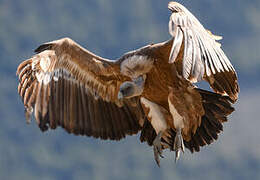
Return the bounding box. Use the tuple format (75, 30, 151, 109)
(17, 1, 239, 166)
(17, 38, 143, 140)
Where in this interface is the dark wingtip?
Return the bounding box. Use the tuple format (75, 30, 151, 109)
(34, 43, 53, 53)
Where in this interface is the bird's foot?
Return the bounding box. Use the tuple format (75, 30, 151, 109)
(153, 131, 164, 167)
(173, 128, 185, 163)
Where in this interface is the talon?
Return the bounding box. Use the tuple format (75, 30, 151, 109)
(153, 131, 163, 167)
(153, 146, 161, 166)
(159, 154, 164, 158)
(173, 128, 185, 163)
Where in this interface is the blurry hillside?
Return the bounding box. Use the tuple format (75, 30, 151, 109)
(0, 0, 260, 179)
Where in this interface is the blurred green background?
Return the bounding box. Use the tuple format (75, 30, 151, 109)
(1, 0, 260, 179)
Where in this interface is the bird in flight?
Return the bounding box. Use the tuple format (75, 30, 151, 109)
(17, 1, 239, 166)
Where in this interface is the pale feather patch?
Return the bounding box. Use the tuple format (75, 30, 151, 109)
(141, 97, 167, 134)
(38, 50, 56, 72)
(120, 55, 153, 78)
(168, 97, 184, 129)
(43, 73, 51, 85)
(35, 72, 44, 82)
(35, 71, 51, 85)
(40, 56, 50, 72)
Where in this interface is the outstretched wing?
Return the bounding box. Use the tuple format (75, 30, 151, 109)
(168, 2, 239, 102)
(17, 38, 144, 140)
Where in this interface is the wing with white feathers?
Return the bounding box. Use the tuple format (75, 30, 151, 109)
(17, 38, 145, 140)
(168, 2, 239, 102)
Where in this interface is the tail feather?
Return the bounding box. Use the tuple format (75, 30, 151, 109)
(184, 88, 234, 153)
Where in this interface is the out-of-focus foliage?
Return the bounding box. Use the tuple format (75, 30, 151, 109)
(0, 0, 260, 179)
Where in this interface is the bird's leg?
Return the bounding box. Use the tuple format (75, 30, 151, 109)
(153, 131, 164, 167)
(173, 128, 185, 163)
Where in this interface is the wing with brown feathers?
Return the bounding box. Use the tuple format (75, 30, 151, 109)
(17, 37, 145, 140)
(168, 2, 239, 102)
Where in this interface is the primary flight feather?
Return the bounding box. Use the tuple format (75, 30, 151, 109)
(17, 1, 239, 166)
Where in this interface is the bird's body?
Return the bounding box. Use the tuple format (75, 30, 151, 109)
(17, 1, 239, 166)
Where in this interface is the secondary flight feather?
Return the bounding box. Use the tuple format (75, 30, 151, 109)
(17, 1, 239, 166)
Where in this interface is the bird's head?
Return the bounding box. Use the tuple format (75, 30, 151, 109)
(118, 75, 146, 100)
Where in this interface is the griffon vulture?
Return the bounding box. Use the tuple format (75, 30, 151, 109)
(17, 1, 239, 166)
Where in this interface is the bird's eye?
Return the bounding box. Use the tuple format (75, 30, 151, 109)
(125, 86, 132, 92)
